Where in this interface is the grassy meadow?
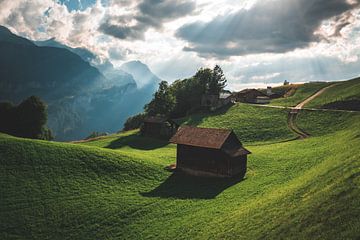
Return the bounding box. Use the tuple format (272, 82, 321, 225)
(270, 82, 331, 107)
(1, 81, 360, 239)
(179, 103, 296, 145)
(304, 77, 360, 108)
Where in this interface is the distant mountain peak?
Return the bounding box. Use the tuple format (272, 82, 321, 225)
(123, 60, 149, 68)
(121, 60, 161, 88)
(34, 38, 137, 88)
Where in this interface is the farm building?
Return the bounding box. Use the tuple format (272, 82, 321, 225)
(201, 92, 233, 111)
(266, 86, 283, 99)
(268, 93, 283, 99)
(233, 89, 270, 104)
(170, 126, 251, 178)
(141, 116, 179, 139)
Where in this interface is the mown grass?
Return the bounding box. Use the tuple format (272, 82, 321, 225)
(178, 103, 296, 145)
(271, 82, 331, 107)
(1, 99, 360, 239)
(82, 103, 296, 148)
(1, 109, 359, 239)
(297, 110, 359, 136)
(265, 84, 299, 96)
(80, 130, 176, 165)
(305, 77, 360, 108)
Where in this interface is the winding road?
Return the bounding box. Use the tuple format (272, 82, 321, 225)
(287, 84, 338, 139)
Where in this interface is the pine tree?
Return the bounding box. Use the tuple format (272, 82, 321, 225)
(145, 81, 176, 117)
(208, 65, 227, 94)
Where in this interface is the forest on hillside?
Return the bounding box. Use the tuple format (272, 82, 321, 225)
(124, 65, 227, 130)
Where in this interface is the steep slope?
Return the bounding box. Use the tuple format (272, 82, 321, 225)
(0, 26, 33, 46)
(270, 82, 331, 107)
(304, 77, 360, 110)
(0, 26, 147, 140)
(34, 38, 98, 62)
(1, 101, 359, 239)
(34, 38, 137, 87)
(121, 60, 161, 88)
(0, 32, 106, 103)
(0, 26, 121, 140)
(180, 103, 296, 145)
(47, 83, 137, 140)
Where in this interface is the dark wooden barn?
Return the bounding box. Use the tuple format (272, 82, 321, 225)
(141, 116, 179, 139)
(201, 92, 233, 111)
(233, 89, 270, 104)
(170, 126, 251, 178)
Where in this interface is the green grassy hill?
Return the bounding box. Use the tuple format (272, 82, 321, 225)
(179, 104, 297, 145)
(304, 77, 360, 109)
(1, 84, 360, 239)
(270, 82, 331, 107)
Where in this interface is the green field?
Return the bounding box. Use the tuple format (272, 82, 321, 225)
(270, 82, 331, 107)
(179, 103, 296, 145)
(305, 77, 360, 108)
(1, 81, 360, 239)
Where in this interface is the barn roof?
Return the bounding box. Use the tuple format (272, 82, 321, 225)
(170, 126, 233, 149)
(223, 147, 251, 157)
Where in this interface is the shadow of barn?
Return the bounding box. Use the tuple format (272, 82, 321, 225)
(141, 172, 246, 199)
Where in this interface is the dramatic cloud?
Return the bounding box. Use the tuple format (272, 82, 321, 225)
(0, 0, 359, 88)
(176, 0, 360, 58)
(99, 0, 196, 40)
(221, 51, 360, 91)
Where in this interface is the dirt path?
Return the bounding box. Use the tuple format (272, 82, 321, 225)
(287, 84, 338, 139)
(287, 109, 309, 139)
(294, 84, 339, 110)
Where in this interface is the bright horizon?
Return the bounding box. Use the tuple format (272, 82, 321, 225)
(1, 0, 360, 90)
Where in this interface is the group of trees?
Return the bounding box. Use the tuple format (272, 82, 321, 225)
(145, 65, 227, 118)
(124, 65, 227, 130)
(0, 96, 53, 140)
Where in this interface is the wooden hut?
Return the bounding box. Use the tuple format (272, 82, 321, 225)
(141, 116, 179, 139)
(234, 89, 270, 104)
(201, 92, 233, 111)
(170, 126, 251, 178)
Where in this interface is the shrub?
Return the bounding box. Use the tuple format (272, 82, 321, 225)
(123, 113, 147, 131)
(0, 96, 52, 140)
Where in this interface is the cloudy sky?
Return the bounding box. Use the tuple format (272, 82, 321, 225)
(1, 0, 360, 89)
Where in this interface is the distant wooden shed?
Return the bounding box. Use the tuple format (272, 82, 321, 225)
(141, 116, 179, 139)
(234, 89, 270, 104)
(170, 126, 251, 178)
(201, 92, 233, 111)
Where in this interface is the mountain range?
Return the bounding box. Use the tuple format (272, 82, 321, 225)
(0, 25, 160, 140)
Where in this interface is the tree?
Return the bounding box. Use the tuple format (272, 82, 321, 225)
(145, 81, 175, 117)
(15, 96, 48, 139)
(123, 113, 147, 131)
(125, 65, 228, 124)
(194, 67, 212, 93)
(0, 102, 15, 134)
(0, 96, 52, 140)
(39, 127, 54, 141)
(208, 65, 227, 95)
